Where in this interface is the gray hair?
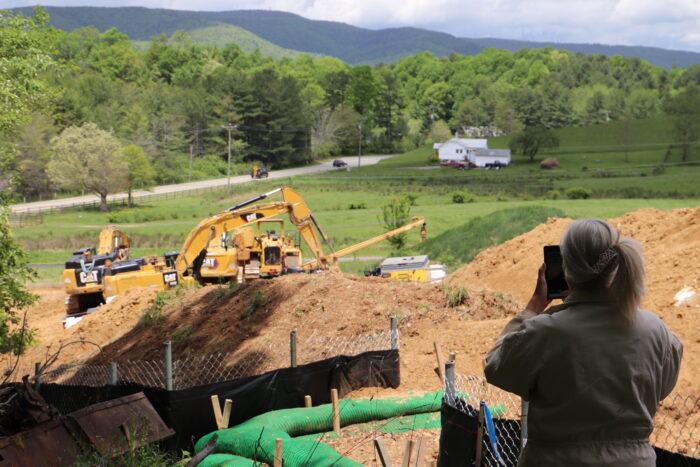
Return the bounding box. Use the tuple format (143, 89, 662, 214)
(561, 218, 645, 323)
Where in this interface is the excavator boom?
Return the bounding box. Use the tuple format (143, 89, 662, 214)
(303, 217, 427, 269)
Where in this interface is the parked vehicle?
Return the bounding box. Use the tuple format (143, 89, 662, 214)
(250, 166, 269, 178)
(332, 159, 347, 167)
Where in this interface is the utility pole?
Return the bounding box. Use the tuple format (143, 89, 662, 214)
(222, 124, 237, 189)
(357, 117, 364, 169)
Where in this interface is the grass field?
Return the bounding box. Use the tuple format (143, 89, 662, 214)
(15, 115, 700, 283)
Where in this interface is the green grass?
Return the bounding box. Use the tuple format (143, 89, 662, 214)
(12, 115, 700, 283)
(417, 206, 566, 266)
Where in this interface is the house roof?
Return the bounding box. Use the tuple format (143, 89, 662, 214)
(438, 138, 488, 150)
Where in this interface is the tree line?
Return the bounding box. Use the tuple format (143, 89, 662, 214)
(5, 8, 700, 204)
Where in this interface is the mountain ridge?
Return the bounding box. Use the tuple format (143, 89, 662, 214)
(11, 6, 700, 67)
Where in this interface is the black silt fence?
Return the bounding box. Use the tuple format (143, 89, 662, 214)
(438, 397, 700, 467)
(39, 349, 399, 451)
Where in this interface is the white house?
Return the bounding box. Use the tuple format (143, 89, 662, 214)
(436, 138, 488, 162)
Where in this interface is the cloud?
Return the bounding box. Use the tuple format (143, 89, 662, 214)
(5, 0, 700, 52)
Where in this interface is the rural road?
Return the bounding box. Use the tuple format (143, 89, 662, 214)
(11, 155, 390, 213)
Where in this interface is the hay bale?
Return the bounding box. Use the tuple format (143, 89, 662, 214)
(540, 158, 559, 169)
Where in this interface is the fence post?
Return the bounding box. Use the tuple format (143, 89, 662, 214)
(109, 362, 118, 385)
(164, 340, 173, 391)
(390, 315, 398, 350)
(290, 331, 297, 368)
(444, 360, 455, 404)
(520, 399, 529, 450)
(34, 362, 42, 392)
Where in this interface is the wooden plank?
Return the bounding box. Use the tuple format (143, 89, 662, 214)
(221, 399, 232, 429)
(413, 437, 425, 467)
(210, 395, 223, 430)
(433, 342, 445, 383)
(374, 437, 392, 467)
(401, 439, 415, 467)
(331, 388, 341, 435)
(274, 438, 283, 467)
(475, 404, 485, 467)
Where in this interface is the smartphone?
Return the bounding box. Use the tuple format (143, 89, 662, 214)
(544, 245, 569, 299)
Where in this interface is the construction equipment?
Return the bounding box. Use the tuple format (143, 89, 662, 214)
(365, 255, 447, 283)
(250, 166, 269, 179)
(62, 227, 130, 314)
(102, 187, 332, 301)
(102, 187, 430, 302)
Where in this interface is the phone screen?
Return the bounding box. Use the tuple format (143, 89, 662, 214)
(544, 245, 569, 299)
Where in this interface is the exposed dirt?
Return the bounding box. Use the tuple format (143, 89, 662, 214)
(6, 206, 699, 461)
(449, 206, 700, 395)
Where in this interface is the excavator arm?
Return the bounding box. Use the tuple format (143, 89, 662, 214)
(303, 217, 427, 269)
(97, 227, 130, 258)
(174, 186, 333, 277)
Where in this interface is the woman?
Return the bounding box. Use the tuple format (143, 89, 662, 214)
(484, 218, 682, 467)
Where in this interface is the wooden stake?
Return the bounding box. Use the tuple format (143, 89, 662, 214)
(210, 395, 223, 430)
(373, 437, 392, 467)
(475, 404, 485, 467)
(448, 351, 457, 362)
(274, 438, 283, 467)
(413, 437, 425, 467)
(331, 388, 341, 435)
(304, 395, 312, 408)
(221, 399, 232, 429)
(433, 342, 445, 383)
(401, 439, 415, 467)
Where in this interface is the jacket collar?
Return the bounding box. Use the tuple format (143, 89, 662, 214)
(563, 288, 611, 307)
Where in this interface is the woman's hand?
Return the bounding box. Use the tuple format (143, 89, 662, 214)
(525, 263, 552, 314)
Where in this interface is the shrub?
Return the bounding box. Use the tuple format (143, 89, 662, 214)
(348, 203, 367, 210)
(444, 286, 468, 307)
(405, 193, 419, 206)
(451, 190, 474, 204)
(565, 187, 592, 199)
(241, 290, 264, 318)
(546, 189, 561, 200)
(652, 165, 667, 175)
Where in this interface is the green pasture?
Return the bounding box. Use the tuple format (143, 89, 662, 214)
(16, 116, 700, 284)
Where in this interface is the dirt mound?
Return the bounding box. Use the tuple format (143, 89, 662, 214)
(449, 206, 700, 394)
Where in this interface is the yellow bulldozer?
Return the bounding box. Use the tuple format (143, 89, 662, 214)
(62, 227, 130, 314)
(101, 186, 428, 303)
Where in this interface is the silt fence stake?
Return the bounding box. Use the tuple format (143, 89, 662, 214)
(444, 360, 455, 404)
(109, 362, 118, 385)
(390, 315, 398, 350)
(164, 340, 173, 391)
(290, 330, 297, 368)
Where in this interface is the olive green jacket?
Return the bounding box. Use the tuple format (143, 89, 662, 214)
(484, 289, 683, 467)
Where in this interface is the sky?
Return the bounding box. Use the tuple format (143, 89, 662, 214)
(5, 0, 700, 53)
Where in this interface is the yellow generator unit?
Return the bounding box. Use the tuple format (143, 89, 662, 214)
(374, 255, 446, 283)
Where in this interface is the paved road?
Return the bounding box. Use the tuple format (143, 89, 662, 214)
(11, 156, 390, 213)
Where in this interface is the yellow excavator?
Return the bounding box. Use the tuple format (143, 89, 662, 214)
(62, 227, 130, 314)
(102, 187, 428, 302)
(102, 187, 333, 301)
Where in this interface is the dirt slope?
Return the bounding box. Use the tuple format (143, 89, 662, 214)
(8, 207, 699, 399)
(449, 206, 700, 394)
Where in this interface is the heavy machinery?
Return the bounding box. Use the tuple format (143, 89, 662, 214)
(102, 187, 333, 301)
(102, 186, 429, 302)
(365, 255, 447, 283)
(250, 166, 269, 179)
(62, 227, 130, 313)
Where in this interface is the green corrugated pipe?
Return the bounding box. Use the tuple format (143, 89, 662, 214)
(195, 391, 443, 466)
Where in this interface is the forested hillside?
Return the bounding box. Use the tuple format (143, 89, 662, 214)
(11, 6, 700, 68)
(4, 8, 700, 206)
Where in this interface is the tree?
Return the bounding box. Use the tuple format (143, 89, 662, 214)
(379, 196, 412, 251)
(509, 127, 560, 162)
(0, 8, 55, 364)
(667, 85, 700, 162)
(0, 200, 37, 368)
(0, 8, 58, 187)
(122, 144, 155, 207)
(47, 123, 128, 211)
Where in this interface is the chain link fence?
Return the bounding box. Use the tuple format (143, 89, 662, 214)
(33, 327, 397, 391)
(447, 372, 699, 463)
